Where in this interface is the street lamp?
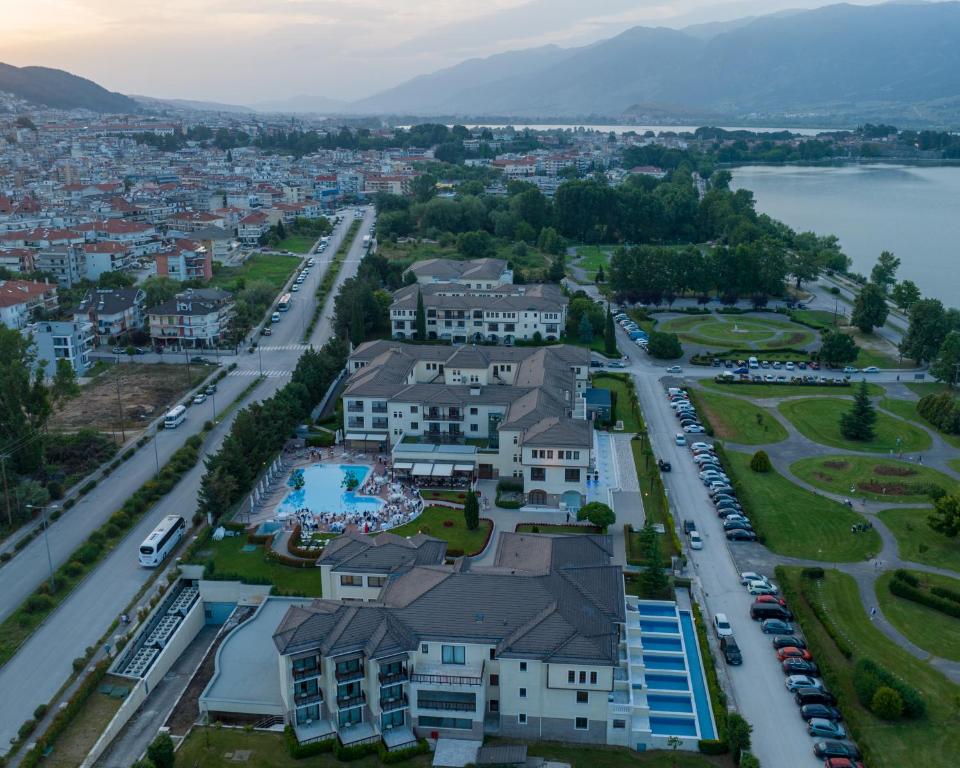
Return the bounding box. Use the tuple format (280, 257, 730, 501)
(258, 345, 263, 377)
(25, 503, 58, 593)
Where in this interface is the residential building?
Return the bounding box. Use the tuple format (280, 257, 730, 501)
(390, 283, 566, 344)
(83, 241, 131, 280)
(147, 288, 233, 349)
(34, 245, 86, 287)
(342, 341, 591, 508)
(403, 258, 513, 289)
(0, 248, 35, 273)
(237, 211, 272, 244)
(192, 226, 234, 264)
(0, 279, 59, 329)
(26, 319, 93, 377)
(73, 287, 146, 344)
(155, 239, 213, 282)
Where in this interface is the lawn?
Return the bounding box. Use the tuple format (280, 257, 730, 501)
(700, 379, 882, 399)
(591, 373, 643, 432)
(419, 489, 467, 504)
(880, 398, 960, 449)
(574, 245, 611, 280)
(791, 309, 843, 329)
(951, 458, 960, 473)
(876, 569, 960, 661)
(778, 567, 960, 768)
(724, 451, 880, 561)
(657, 314, 816, 349)
(790, 455, 955, 503)
(877, 507, 960, 572)
(689, 389, 788, 444)
(197, 536, 321, 595)
(209, 253, 300, 293)
(906, 382, 950, 398)
(388, 505, 491, 555)
(274, 234, 316, 254)
(778, 397, 932, 453)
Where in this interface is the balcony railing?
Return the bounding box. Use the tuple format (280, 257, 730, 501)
(371, 404, 388, 414)
(425, 411, 463, 422)
(335, 665, 365, 683)
(379, 694, 408, 712)
(379, 669, 408, 685)
(293, 664, 321, 680)
(337, 692, 366, 710)
(294, 690, 323, 706)
(416, 699, 476, 712)
(410, 672, 483, 686)
(347, 404, 364, 413)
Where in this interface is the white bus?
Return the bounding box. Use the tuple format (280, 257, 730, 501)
(164, 405, 187, 429)
(139, 515, 186, 567)
(277, 293, 292, 312)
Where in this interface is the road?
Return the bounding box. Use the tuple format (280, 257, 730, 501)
(0, 207, 374, 754)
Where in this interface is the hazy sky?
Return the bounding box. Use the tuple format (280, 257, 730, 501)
(1, 0, 899, 106)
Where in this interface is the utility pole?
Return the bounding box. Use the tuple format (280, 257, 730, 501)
(26, 503, 57, 592)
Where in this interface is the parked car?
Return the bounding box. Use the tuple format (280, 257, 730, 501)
(822, 758, 864, 768)
(205, 384, 217, 395)
(772, 635, 806, 650)
(740, 571, 768, 585)
(783, 658, 819, 675)
(752, 603, 793, 621)
(717, 507, 745, 519)
(785, 675, 824, 692)
(723, 519, 753, 532)
(684, 424, 706, 433)
(590, 360, 604, 368)
(608, 360, 627, 368)
(190, 356, 209, 364)
(192, 393, 207, 404)
(689, 531, 703, 550)
(666, 366, 683, 374)
(813, 740, 860, 760)
(862, 366, 880, 374)
(713, 613, 733, 638)
(808, 719, 846, 739)
(842, 366, 859, 374)
(261, 327, 272, 336)
(755, 594, 788, 607)
(777, 646, 814, 662)
(726, 529, 757, 542)
(759, 618, 794, 635)
(720, 635, 742, 665)
(747, 581, 778, 596)
(799, 704, 842, 722)
(796, 688, 837, 706)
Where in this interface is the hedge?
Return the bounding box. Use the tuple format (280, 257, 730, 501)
(852, 658, 925, 718)
(284, 725, 335, 758)
(889, 572, 960, 621)
(378, 739, 430, 764)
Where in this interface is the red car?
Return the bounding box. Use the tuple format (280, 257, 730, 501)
(755, 594, 788, 607)
(777, 646, 813, 661)
(824, 758, 864, 768)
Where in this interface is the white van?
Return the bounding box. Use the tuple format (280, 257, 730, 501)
(748, 356, 759, 369)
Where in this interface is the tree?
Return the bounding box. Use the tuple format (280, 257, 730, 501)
(537, 226, 562, 255)
(577, 501, 615, 531)
(840, 380, 876, 441)
(930, 330, 960, 386)
(146, 734, 175, 768)
(870, 250, 900, 292)
(604, 305, 617, 356)
(819, 329, 859, 368)
(547, 254, 565, 283)
(749, 450, 771, 473)
(97, 271, 135, 289)
(51, 358, 79, 406)
(851, 282, 889, 334)
(577, 313, 593, 344)
(415, 289, 426, 340)
(595, 264, 605, 283)
(928, 492, 960, 538)
(891, 280, 921, 311)
(647, 331, 682, 359)
(788, 247, 822, 289)
(0, 327, 50, 473)
(901, 298, 949, 364)
(275, 219, 287, 241)
(726, 712, 753, 761)
(638, 521, 670, 597)
(456, 230, 494, 260)
(198, 463, 238, 520)
(142, 277, 179, 308)
(463, 490, 479, 531)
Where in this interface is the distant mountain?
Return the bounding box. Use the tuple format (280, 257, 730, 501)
(0, 63, 137, 113)
(252, 94, 350, 114)
(353, 2, 960, 125)
(133, 95, 256, 114)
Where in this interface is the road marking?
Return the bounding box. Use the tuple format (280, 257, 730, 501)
(256, 344, 311, 352)
(228, 369, 292, 378)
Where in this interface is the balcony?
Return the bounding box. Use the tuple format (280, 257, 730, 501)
(379, 669, 408, 685)
(293, 664, 321, 681)
(379, 694, 408, 712)
(347, 404, 364, 413)
(335, 664, 365, 683)
(425, 411, 463, 422)
(295, 690, 323, 707)
(336, 691, 366, 710)
(410, 664, 484, 687)
(371, 404, 388, 414)
(416, 698, 476, 712)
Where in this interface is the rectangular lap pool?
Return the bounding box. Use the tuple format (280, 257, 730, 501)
(678, 610, 716, 740)
(638, 620, 679, 633)
(642, 654, 686, 671)
(637, 604, 678, 618)
(647, 694, 694, 713)
(642, 636, 682, 652)
(277, 464, 383, 516)
(645, 674, 689, 691)
(650, 716, 698, 737)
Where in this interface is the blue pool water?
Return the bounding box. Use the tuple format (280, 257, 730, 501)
(642, 636, 682, 652)
(643, 654, 686, 671)
(277, 464, 383, 516)
(650, 716, 698, 737)
(645, 675, 689, 691)
(679, 610, 716, 740)
(648, 695, 694, 713)
(639, 620, 679, 633)
(637, 604, 678, 618)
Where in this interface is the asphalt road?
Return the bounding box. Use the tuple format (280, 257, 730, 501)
(0, 207, 373, 753)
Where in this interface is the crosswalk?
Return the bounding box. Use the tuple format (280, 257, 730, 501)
(229, 368, 292, 378)
(256, 344, 311, 352)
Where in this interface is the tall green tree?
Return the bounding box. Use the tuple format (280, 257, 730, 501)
(840, 380, 877, 441)
(463, 490, 479, 531)
(146, 733, 175, 768)
(819, 329, 859, 367)
(547, 254, 565, 283)
(275, 219, 287, 241)
(638, 521, 669, 597)
(928, 492, 960, 538)
(577, 501, 615, 531)
(870, 250, 900, 293)
(141, 277, 179, 308)
(51, 358, 79, 406)
(415, 289, 426, 340)
(578, 313, 593, 344)
(891, 280, 921, 311)
(930, 330, 960, 386)
(0, 328, 50, 473)
(901, 298, 949, 364)
(604, 305, 617, 356)
(851, 282, 889, 333)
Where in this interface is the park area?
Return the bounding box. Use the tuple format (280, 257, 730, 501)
(876, 569, 960, 661)
(657, 313, 816, 350)
(378, 239, 552, 276)
(791, 455, 953, 503)
(49, 363, 210, 436)
(209, 253, 300, 293)
(689, 389, 787, 444)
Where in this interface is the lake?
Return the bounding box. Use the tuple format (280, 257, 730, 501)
(732, 164, 960, 305)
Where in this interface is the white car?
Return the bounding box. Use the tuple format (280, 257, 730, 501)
(675, 433, 687, 446)
(713, 613, 733, 637)
(863, 366, 880, 373)
(689, 530, 703, 550)
(192, 393, 207, 404)
(740, 571, 767, 585)
(690, 442, 713, 451)
(666, 366, 683, 374)
(747, 579, 779, 595)
(684, 425, 706, 433)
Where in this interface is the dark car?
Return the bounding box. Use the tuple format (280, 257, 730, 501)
(720, 635, 742, 665)
(717, 508, 744, 519)
(134, 347, 147, 355)
(723, 519, 753, 531)
(709, 486, 735, 498)
(760, 618, 793, 635)
(712, 358, 722, 367)
(726, 529, 757, 542)
(752, 603, 793, 621)
(683, 519, 696, 534)
(813, 740, 860, 760)
(657, 459, 671, 472)
(190, 356, 209, 364)
(712, 494, 739, 505)
(783, 658, 820, 675)
(800, 703, 842, 722)
(796, 687, 837, 706)
(772, 635, 806, 650)
(589, 360, 604, 368)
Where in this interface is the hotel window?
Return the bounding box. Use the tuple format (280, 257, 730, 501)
(590, 671, 597, 684)
(339, 575, 361, 586)
(565, 468, 580, 482)
(518, 714, 527, 725)
(519, 662, 527, 672)
(490, 674, 499, 686)
(519, 688, 527, 698)
(575, 717, 588, 730)
(410, 405, 418, 413)
(441, 645, 465, 665)
(530, 468, 545, 482)
(613, 719, 626, 729)
(579, 671, 586, 684)
(567, 670, 575, 683)
(367, 576, 386, 588)
(576, 692, 588, 704)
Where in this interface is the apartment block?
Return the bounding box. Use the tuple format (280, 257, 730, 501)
(148, 288, 233, 349)
(26, 319, 93, 377)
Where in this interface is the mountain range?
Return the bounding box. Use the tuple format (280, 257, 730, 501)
(351, 1, 960, 124)
(0, 63, 137, 113)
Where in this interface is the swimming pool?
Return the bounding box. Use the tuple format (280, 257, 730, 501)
(639, 620, 680, 633)
(679, 610, 717, 740)
(642, 636, 682, 652)
(647, 695, 694, 713)
(645, 674, 689, 691)
(277, 464, 384, 516)
(643, 654, 686, 671)
(637, 603, 678, 618)
(650, 716, 698, 737)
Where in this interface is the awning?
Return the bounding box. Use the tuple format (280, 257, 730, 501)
(393, 462, 413, 470)
(345, 432, 366, 441)
(411, 462, 433, 476)
(454, 463, 475, 472)
(364, 433, 387, 442)
(431, 464, 454, 477)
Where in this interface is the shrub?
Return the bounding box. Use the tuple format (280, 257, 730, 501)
(63, 560, 84, 578)
(698, 739, 728, 755)
(75, 542, 102, 565)
(146, 733, 175, 768)
(853, 658, 924, 718)
(33, 704, 48, 719)
(893, 569, 919, 587)
(0, 551, 11, 562)
(18, 719, 37, 739)
(283, 725, 334, 758)
(46, 481, 64, 500)
(871, 686, 904, 720)
(749, 450, 771, 472)
(78, 480, 97, 495)
(739, 753, 761, 768)
(25, 594, 54, 614)
(63, 498, 75, 510)
(377, 739, 430, 764)
(72, 656, 88, 672)
(204, 420, 214, 431)
(801, 567, 825, 580)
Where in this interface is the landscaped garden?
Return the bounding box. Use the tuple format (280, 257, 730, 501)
(877, 507, 960, 572)
(790, 455, 954, 503)
(880, 397, 960, 449)
(573, 245, 612, 281)
(591, 373, 643, 432)
(777, 567, 960, 768)
(876, 569, 960, 661)
(778, 397, 931, 453)
(657, 313, 816, 349)
(387, 504, 491, 556)
(701, 379, 882, 399)
(689, 389, 787, 444)
(195, 536, 321, 596)
(723, 450, 880, 561)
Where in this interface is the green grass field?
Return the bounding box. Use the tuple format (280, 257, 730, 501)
(591, 374, 643, 431)
(388, 505, 490, 555)
(210, 253, 300, 293)
(790, 309, 843, 329)
(700, 379, 883, 399)
(790, 455, 954, 503)
(690, 389, 788, 444)
(877, 507, 960, 572)
(876, 570, 960, 661)
(574, 245, 611, 280)
(951, 459, 960, 473)
(275, 234, 317, 254)
(726, 451, 880, 561)
(778, 397, 932, 453)
(196, 536, 321, 595)
(658, 314, 816, 349)
(880, 398, 960, 449)
(778, 567, 960, 768)
(906, 382, 950, 397)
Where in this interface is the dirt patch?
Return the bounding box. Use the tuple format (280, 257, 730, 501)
(784, 332, 810, 346)
(874, 464, 918, 477)
(50, 363, 209, 435)
(823, 460, 849, 470)
(857, 481, 925, 496)
(813, 472, 835, 483)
